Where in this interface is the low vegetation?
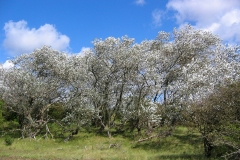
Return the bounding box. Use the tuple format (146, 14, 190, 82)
(0, 127, 206, 160)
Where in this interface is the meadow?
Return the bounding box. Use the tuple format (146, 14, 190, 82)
(0, 127, 211, 160)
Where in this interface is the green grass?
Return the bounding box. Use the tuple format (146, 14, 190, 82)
(0, 127, 208, 160)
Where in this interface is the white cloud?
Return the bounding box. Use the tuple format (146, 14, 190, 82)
(1, 60, 14, 69)
(152, 9, 164, 27)
(135, 0, 146, 5)
(167, 0, 240, 43)
(3, 20, 70, 56)
(78, 47, 91, 57)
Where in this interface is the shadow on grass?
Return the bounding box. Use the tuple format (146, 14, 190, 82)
(152, 153, 206, 160)
(132, 141, 162, 150)
(132, 134, 201, 150)
(173, 134, 201, 145)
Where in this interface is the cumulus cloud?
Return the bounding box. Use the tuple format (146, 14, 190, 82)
(152, 9, 164, 27)
(0, 60, 14, 69)
(167, 0, 240, 43)
(3, 20, 70, 56)
(135, 0, 146, 6)
(78, 47, 91, 57)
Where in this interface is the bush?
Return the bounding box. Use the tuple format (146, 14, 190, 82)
(4, 136, 14, 146)
(189, 82, 240, 158)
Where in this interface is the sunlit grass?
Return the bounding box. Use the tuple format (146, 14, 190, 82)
(0, 127, 208, 160)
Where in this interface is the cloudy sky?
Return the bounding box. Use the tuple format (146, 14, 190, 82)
(1, 0, 240, 67)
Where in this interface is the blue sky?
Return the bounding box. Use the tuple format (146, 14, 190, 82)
(1, 0, 240, 68)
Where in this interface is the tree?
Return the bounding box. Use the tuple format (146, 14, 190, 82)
(144, 25, 223, 128)
(52, 26, 239, 141)
(1, 46, 68, 138)
(85, 37, 144, 136)
(189, 82, 240, 158)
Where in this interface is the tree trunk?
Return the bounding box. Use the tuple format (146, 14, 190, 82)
(203, 137, 213, 158)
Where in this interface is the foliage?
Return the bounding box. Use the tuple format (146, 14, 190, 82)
(1, 47, 69, 138)
(4, 135, 14, 146)
(48, 103, 66, 120)
(0, 100, 3, 123)
(188, 82, 240, 158)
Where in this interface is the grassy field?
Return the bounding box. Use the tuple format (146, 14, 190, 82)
(0, 127, 209, 160)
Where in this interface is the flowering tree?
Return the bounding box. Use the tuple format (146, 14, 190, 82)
(1, 46, 69, 138)
(85, 37, 145, 136)
(59, 53, 95, 140)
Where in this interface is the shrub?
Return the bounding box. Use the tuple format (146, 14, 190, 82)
(4, 136, 14, 146)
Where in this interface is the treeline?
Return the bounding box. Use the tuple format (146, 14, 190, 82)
(0, 25, 239, 158)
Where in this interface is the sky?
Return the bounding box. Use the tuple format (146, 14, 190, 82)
(1, 0, 240, 68)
